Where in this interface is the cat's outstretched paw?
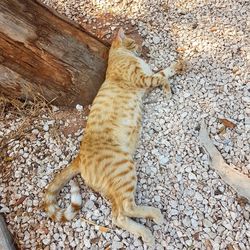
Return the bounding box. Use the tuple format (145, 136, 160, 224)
(171, 59, 187, 75)
(152, 209, 164, 225)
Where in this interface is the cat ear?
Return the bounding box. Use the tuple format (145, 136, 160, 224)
(116, 27, 125, 41)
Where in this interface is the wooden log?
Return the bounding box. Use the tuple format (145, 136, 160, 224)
(0, 0, 109, 106)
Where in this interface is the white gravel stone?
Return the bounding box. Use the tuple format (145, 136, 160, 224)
(43, 123, 49, 132)
(37, 179, 47, 188)
(243, 211, 249, 220)
(188, 172, 196, 180)
(0, 206, 10, 213)
(154, 195, 161, 202)
(112, 241, 123, 249)
(76, 104, 83, 111)
(170, 209, 178, 216)
(23, 153, 29, 159)
(42, 238, 50, 245)
(52, 106, 59, 112)
(191, 218, 198, 228)
(50, 243, 57, 250)
(153, 36, 160, 44)
(55, 148, 62, 156)
(203, 219, 213, 228)
(84, 239, 91, 248)
(53, 233, 60, 241)
(159, 155, 169, 165)
(194, 192, 203, 201)
(32, 129, 39, 135)
(14, 171, 22, 178)
(85, 200, 94, 209)
(222, 221, 233, 231)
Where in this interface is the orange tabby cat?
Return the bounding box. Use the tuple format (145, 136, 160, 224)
(44, 28, 185, 245)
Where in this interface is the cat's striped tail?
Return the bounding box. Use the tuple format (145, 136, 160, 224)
(43, 156, 82, 222)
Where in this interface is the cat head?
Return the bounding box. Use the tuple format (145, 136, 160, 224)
(111, 28, 140, 54)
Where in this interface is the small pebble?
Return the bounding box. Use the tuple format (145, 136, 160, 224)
(153, 36, 160, 44)
(76, 104, 83, 111)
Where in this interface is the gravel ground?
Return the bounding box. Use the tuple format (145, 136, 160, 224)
(1, 0, 250, 249)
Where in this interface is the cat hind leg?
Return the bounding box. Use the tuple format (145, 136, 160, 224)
(113, 214, 155, 246)
(123, 199, 164, 225)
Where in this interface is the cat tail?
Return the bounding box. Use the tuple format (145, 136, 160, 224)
(43, 155, 82, 222)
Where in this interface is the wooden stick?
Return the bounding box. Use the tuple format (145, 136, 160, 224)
(199, 121, 250, 201)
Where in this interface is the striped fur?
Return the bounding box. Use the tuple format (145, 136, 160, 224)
(44, 28, 186, 246)
(44, 156, 82, 221)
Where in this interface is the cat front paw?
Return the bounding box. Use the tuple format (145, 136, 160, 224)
(171, 59, 187, 75)
(151, 208, 164, 225)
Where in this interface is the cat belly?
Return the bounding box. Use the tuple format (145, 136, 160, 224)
(118, 105, 142, 154)
(117, 125, 141, 155)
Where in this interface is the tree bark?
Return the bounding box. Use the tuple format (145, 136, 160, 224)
(0, 0, 109, 106)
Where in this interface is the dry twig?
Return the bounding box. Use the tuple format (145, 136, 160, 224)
(199, 121, 250, 201)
